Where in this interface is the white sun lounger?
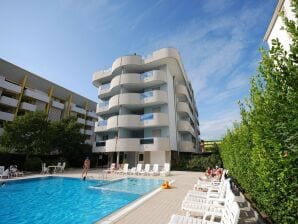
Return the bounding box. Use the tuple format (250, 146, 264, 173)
(0, 166, 9, 179)
(149, 164, 159, 176)
(103, 163, 116, 173)
(139, 164, 150, 175)
(168, 202, 240, 224)
(160, 163, 170, 176)
(116, 163, 129, 175)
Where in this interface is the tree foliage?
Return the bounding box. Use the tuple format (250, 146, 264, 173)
(1, 111, 51, 159)
(220, 3, 298, 223)
(50, 117, 86, 158)
(1, 112, 86, 163)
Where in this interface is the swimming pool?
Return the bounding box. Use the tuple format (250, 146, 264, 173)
(0, 177, 163, 224)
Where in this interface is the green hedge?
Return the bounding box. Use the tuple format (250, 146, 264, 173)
(220, 4, 298, 223)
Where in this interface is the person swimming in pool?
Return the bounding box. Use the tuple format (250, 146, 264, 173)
(82, 157, 90, 180)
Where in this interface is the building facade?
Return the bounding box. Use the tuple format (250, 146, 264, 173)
(0, 58, 97, 144)
(264, 0, 295, 50)
(92, 48, 200, 167)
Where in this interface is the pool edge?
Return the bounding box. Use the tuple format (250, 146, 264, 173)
(96, 179, 176, 224)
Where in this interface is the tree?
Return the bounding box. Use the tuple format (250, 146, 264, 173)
(49, 117, 86, 158)
(1, 111, 51, 160)
(220, 2, 298, 223)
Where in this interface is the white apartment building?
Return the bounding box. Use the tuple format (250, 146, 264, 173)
(264, 0, 296, 50)
(0, 58, 97, 144)
(92, 48, 200, 167)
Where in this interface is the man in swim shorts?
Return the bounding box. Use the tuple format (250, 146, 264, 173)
(82, 157, 90, 180)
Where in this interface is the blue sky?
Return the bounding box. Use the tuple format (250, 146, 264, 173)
(0, 0, 276, 139)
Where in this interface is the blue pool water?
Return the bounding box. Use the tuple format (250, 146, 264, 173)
(0, 177, 163, 224)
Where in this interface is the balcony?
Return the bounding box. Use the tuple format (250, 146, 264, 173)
(92, 141, 106, 153)
(94, 120, 107, 132)
(85, 120, 95, 127)
(0, 128, 4, 136)
(178, 120, 195, 136)
(97, 91, 168, 115)
(87, 111, 97, 119)
(71, 104, 86, 115)
(85, 129, 93, 136)
(20, 102, 36, 111)
(79, 129, 85, 134)
(96, 137, 171, 152)
(24, 89, 49, 103)
(180, 141, 196, 153)
(77, 117, 85, 125)
(92, 68, 112, 87)
(111, 55, 143, 73)
(94, 113, 168, 133)
(0, 111, 14, 121)
(0, 96, 18, 107)
(176, 85, 191, 103)
(51, 100, 64, 110)
(0, 78, 22, 93)
(98, 70, 167, 99)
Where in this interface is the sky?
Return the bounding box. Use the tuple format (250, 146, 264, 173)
(0, 0, 277, 140)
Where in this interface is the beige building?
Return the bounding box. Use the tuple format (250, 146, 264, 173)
(0, 58, 97, 145)
(92, 48, 200, 167)
(264, 0, 296, 50)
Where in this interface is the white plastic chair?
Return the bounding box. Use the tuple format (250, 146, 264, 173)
(139, 164, 150, 175)
(116, 163, 129, 175)
(60, 162, 66, 173)
(160, 163, 170, 176)
(41, 163, 49, 175)
(136, 164, 143, 175)
(149, 164, 159, 176)
(0, 166, 9, 179)
(103, 163, 116, 173)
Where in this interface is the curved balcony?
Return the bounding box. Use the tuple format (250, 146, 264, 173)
(94, 113, 169, 133)
(93, 137, 171, 153)
(98, 70, 167, 99)
(177, 102, 192, 117)
(96, 90, 168, 115)
(178, 120, 195, 136)
(176, 85, 191, 104)
(180, 141, 196, 153)
(111, 55, 143, 73)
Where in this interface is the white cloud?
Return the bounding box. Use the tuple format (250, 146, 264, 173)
(200, 108, 241, 140)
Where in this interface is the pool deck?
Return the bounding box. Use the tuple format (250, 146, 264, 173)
(1, 169, 263, 224)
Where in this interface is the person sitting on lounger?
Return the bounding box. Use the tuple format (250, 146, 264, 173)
(205, 167, 212, 177)
(82, 157, 90, 180)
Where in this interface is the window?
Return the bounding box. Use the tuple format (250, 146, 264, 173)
(140, 91, 153, 99)
(138, 153, 144, 162)
(140, 138, 154, 144)
(98, 120, 107, 126)
(152, 129, 161, 137)
(96, 141, 106, 147)
(140, 113, 153, 121)
(140, 72, 153, 80)
(152, 107, 161, 113)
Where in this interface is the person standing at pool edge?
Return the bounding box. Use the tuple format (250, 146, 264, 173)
(82, 157, 90, 180)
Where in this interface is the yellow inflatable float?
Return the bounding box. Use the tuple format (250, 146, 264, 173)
(161, 180, 171, 189)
